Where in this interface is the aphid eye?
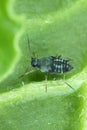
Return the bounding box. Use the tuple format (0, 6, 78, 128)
(31, 58, 40, 68)
(31, 58, 37, 67)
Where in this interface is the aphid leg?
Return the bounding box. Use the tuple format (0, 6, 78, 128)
(18, 66, 29, 79)
(62, 75, 74, 90)
(58, 55, 62, 59)
(19, 66, 33, 79)
(53, 74, 58, 81)
(45, 74, 48, 92)
(22, 81, 25, 86)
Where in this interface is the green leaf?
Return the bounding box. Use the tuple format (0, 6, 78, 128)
(0, 0, 87, 130)
(0, 0, 23, 82)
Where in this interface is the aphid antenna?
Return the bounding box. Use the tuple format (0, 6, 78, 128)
(26, 34, 33, 58)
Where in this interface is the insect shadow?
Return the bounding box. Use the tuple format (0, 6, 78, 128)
(19, 35, 74, 92)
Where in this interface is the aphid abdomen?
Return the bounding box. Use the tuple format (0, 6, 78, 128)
(51, 57, 73, 74)
(63, 63, 73, 73)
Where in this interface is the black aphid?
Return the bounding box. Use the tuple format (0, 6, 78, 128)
(24, 36, 74, 92)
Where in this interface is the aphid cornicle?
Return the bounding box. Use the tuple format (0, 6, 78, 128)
(26, 36, 74, 92)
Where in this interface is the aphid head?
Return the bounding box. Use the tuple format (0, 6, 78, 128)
(31, 58, 40, 68)
(26, 35, 40, 68)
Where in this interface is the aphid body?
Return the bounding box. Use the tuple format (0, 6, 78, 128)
(31, 55, 73, 74)
(26, 35, 74, 91)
